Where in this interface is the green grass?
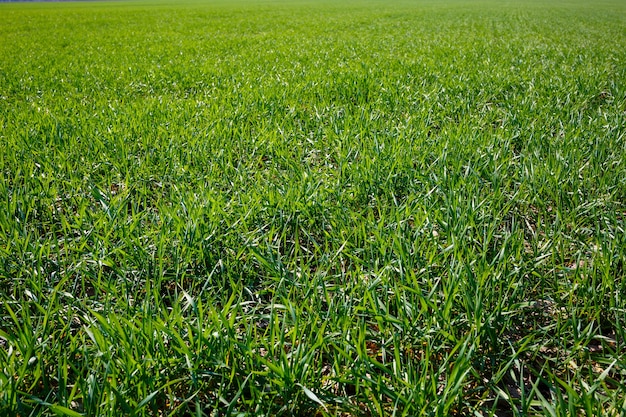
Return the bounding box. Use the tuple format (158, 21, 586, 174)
(1, 0, 625, 415)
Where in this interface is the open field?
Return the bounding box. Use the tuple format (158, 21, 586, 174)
(1, 0, 625, 415)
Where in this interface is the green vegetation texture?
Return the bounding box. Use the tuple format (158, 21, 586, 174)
(1, 0, 625, 415)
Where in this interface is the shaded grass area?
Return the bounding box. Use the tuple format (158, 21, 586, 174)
(1, 0, 625, 415)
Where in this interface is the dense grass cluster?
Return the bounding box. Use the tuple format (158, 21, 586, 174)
(1, 0, 625, 415)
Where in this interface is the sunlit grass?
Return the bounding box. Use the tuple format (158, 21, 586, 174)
(1, 0, 625, 415)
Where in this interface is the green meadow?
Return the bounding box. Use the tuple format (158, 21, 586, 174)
(1, 0, 625, 415)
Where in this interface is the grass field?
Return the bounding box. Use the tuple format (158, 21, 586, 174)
(1, 0, 625, 415)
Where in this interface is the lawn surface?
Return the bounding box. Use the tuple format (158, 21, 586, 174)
(1, 0, 626, 415)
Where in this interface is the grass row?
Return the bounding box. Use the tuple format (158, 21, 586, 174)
(1, 0, 626, 415)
